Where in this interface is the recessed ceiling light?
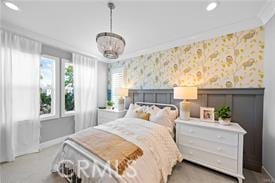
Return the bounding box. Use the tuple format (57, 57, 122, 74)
(4, 1, 20, 11)
(206, 1, 218, 11)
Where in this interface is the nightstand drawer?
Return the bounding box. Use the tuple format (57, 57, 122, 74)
(98, 112, 119, 119)
(98, 117, 115, 124)
(99, 116, 120, 122)
(97, 109, 127, 125)
(179, 145, 237, 174)
(177, 134, 238, 159)
(98, 111, 125, 118)
(178, 124, 238, 146)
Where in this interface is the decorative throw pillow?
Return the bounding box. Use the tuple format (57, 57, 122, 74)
(150, 108, 174, 132)
(124, 104, 138, 118)
(146, 105, 177, 122)
(146, 105, 161, 118)
(135, 111, 150, 121)
(169, 110, 178, 121)
(124, 104, 147, 118)
(161, 107, 178, 122)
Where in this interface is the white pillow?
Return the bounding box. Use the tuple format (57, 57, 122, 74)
(150, 108, 174, 131)
(124, 104, 147, 118)
(145, 105, 160, 118)
(169, 110, 178, 122)
(146, 105, 177, 123)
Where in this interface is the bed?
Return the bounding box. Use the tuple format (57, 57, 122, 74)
(51, 102, 183, 183)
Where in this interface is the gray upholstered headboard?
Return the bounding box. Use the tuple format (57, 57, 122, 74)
(126, 88, 264, 172)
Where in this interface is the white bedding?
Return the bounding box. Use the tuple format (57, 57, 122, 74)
(52, 118, 183, 183)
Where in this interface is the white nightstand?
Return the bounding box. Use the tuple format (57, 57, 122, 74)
(97, 109, 127, 125)
(175, 118, 246, 183)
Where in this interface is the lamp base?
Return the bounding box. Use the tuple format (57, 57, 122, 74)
(180, 101, 191, 120)
(117, 97, 125, 111)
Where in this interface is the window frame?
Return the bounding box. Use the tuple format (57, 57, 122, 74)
(111, 68, 124, 108)
(61, 59, 75, 117)
(40, 55, 60, 121)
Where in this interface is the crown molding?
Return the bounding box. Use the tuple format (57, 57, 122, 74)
(107, 16, 263, 62)
(104, 1, 275, 63)
(257, 0, 275, 24)
(2, 1, 274, 64)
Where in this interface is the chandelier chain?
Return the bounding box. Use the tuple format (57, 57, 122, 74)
(110, 5, 112, 33)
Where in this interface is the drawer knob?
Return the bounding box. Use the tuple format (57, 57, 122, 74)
(188, 129, 194, 133)
(217, 160, 221, 164)
(217, 135, 222, 139)
(188, 140, 193, 144)
(217, 147, 222, 151)
(189, 151, 193, 155)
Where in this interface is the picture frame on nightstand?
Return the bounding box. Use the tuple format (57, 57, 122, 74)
(200, 107, 215, 122)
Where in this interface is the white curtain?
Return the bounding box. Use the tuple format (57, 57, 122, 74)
(0, 30, 41, 162)
(73, 53, 98, 132)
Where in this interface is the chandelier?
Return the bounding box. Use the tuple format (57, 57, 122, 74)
(96, 2, 126, 59)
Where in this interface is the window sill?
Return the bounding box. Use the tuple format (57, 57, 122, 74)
(61, 111, 75, 118)
(40, 114, 59, 121)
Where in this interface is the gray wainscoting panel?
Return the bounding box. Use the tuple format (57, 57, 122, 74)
(127, 88, 264, 172)
(40, 116, 74, 143)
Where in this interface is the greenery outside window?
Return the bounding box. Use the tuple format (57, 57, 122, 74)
(61, 59, 75, 116)
(40, 55, 60, 120)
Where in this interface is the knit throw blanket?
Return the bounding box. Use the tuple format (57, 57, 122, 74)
(69, 128, 143, 175)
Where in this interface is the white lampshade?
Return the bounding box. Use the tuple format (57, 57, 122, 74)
(174, 87, 198, 100)
(114, 88, 128, 97)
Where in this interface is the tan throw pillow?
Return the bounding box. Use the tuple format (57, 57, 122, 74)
(135, 111, 150, 121)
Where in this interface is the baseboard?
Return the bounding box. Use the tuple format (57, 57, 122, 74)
(40, 135, 71, 150)
(262, 166, 275, 182)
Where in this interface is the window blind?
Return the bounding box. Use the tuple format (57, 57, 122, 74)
(111, 71, 123, 106)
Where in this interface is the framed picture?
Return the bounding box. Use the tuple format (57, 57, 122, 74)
(200, 107, 215, 122)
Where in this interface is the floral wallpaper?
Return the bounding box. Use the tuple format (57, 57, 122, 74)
(108, 26, 264, 89)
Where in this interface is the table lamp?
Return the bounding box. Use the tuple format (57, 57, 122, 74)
(115, 88, 128, 111)
(174, 86, 198, 120)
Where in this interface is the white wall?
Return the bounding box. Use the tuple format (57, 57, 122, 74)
(263, 15, 275, 179)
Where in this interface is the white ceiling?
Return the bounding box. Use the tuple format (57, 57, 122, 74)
(1, 0, 274, 61)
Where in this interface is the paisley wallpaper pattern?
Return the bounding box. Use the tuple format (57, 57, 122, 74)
(108, 26, 264, 89)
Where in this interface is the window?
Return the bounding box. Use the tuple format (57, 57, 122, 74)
(40, 55, 60, 120)
(61, 59, 74, 116)
(111, 68, 124, 107)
